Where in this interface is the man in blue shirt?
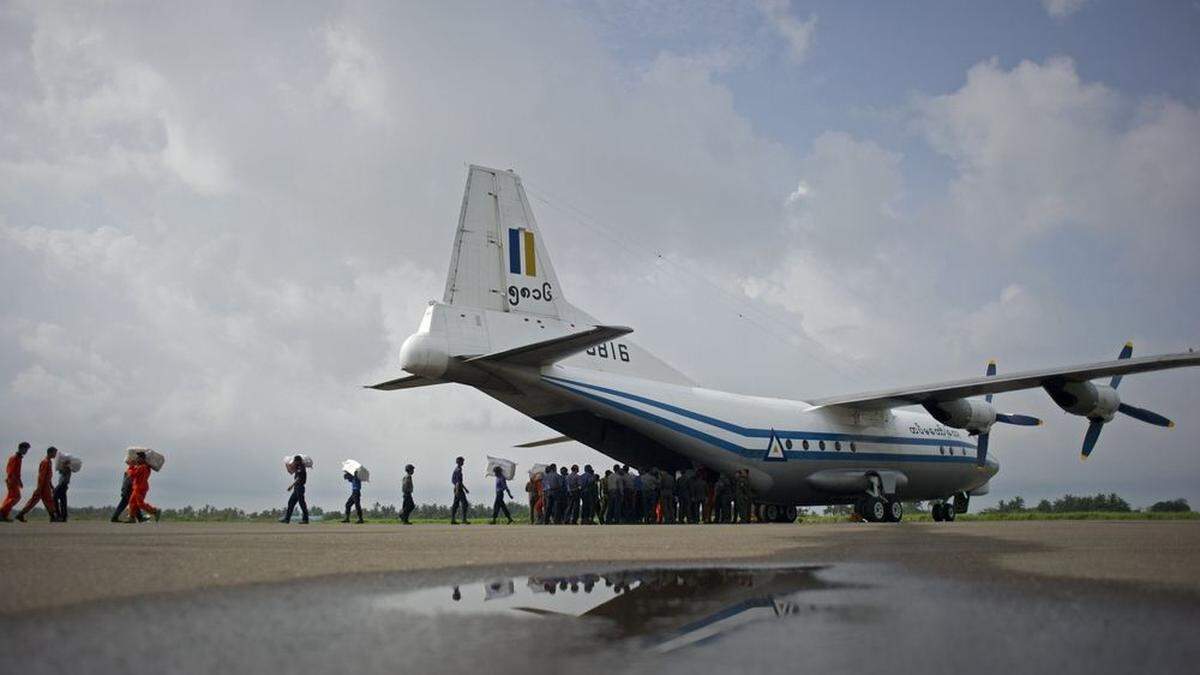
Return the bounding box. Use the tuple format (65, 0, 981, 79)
(450, 456, 470, 524)
(580, 465, 598, 525)
(489, 465, 514, 524)
(566, 465, 582, 524)
(342, 469, 363, 523)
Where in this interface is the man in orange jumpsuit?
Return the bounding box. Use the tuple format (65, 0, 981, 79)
(0, 442, 30, 521)
(15, 446, 58, 522)
(127, 451, 160, 523)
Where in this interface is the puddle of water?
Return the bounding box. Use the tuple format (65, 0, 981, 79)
(376, 565, 864, 654)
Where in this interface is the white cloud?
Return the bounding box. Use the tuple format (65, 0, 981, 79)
(1042, 0, 1088, 19)
(757, 0, 817, 64)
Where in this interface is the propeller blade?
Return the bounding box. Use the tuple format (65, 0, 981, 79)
(975, 431, 990, 467)
(985, 360, 996, 403)
(996, 413, 1042, 426)
(1110, 341, 1133, 388)
(1081, 419, 1105, 459)
(1117, 402, 1174, 428)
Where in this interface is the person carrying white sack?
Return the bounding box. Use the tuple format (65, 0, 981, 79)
(280, 454, 311, 524)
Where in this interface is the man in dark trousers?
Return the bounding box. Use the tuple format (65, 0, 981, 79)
(539, 464, 558, 524)
(580, 465, 598, 524)
(450, 456, 470, 524)
(53, 454, 71, 522)
(490, 465, 514, 524)
(399, 464, 415, 524)
(566, 465, 581, 524)
(16, 446, 58, 522)
(280, 455, 309, 524)
(110, 456, 142, 523)
(0, 442, 29, 521)
(342, 469, 364, 523)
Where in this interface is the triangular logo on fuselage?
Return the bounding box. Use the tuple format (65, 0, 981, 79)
(763, 429, 787, 462)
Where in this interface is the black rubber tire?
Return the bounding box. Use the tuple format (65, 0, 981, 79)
(932, 503, 944, 522)
(754, 503, 764, 523)
(866, 497, 886, 522)
(763, 504, 781, 522)
(943, 505, 956, 522)
(888, 499, 904, 523)
(784, 505, 798, 523)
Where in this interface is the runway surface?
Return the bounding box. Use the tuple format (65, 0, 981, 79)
(2, 520, 1199, 673)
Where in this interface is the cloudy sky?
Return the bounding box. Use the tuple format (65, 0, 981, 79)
(2, 0, 1198, 511)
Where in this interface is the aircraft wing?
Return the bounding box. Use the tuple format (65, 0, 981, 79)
(465, 325, 633, 367)
(806, 351, 1200, 411)
(364, 374, 441, 391)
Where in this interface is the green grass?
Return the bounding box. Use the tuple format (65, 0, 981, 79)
(798, 511, 1199, 523)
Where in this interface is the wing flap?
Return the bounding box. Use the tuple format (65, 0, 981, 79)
(807, 351, 1200, 410)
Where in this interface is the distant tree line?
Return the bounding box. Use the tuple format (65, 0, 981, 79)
(987, 493, 1191, 514)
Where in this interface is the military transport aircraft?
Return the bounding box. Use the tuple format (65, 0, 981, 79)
(369, 165, 1199, 523)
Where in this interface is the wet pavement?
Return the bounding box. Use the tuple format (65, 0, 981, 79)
(5, 560, 1198, 674)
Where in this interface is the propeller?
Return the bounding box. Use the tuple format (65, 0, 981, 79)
(1080, 342, 1175, 459)
(977, 360, 1044, 467)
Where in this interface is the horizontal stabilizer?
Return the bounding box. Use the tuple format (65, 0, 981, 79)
(514, 435, 574, 448)
(365, 374, 442, 391)
(466, 325, 633, 367)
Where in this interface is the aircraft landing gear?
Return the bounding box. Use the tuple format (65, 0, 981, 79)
(755, 503, 799, 523)
(932, 502, 956, 522)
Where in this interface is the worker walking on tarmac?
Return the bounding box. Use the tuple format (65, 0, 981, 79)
(399, 464, 416, 524)
(342, 469, 364, 523)
(490, 465, 514, 524)
(280, 455, 309, 524)
(565, 465, 581, 524)
(16, 446, 58, 522)
(126, 451, 160, 523)
(110, 456, 141, 523)
(605, 464, 623, 524)
(0, 442, 29, 522)
(53, 455, 71, 522)
(450, 456, 470, 524)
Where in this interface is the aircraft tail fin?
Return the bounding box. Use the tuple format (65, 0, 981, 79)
(443, 165, 566, 319)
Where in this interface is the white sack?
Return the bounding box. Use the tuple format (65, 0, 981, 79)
(342, 459, 369, 482)
(486, 456, 517, 480)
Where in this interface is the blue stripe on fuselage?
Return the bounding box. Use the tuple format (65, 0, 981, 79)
(541, 376, 977, 463)
(542, 374, 974, 450)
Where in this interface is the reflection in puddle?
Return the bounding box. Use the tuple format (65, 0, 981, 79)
(380, 566, 862, 654)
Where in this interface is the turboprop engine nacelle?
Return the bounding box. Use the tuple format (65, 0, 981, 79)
(399, 305, 449, 379)
(1045, 381, 1120, 422)
(922, 399, 997, 434)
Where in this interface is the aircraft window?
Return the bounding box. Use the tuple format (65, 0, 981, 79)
(802, 439, 809, 450)
(939, 446, 945, 455)
(818, 440, 826, 451)
(850, 442, 857, 452)
(784, 439, 793, 450)
(834, 441, 842, 452)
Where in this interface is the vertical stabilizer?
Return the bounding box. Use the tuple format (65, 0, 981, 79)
(443, 165, 565, 318)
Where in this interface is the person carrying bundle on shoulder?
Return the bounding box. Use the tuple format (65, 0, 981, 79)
(342, 469, 364, 524)
(490, 465, 514, 525)
(126, 451, 160, 523)
(280, 454, 309, 524)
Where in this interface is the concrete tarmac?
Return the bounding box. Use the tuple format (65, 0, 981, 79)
(2, 520, 1198, 614)
(3, 520, 1199, 674)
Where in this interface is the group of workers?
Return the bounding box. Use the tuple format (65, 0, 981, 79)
(1, 442, 159, 523)
(6, 440, 758, 526)
(526, 464, 756, 525)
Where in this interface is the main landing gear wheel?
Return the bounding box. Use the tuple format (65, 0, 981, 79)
(784, 505, 798, 523)
(932, 503, 945, 521)
(886, 499, 903, 523)
(943, 505, 956, 522)
(763, 504, 781, 522)
(863, 497, 886, 522)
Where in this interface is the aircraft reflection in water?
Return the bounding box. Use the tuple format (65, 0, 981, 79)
(379, 566, 861, 654)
